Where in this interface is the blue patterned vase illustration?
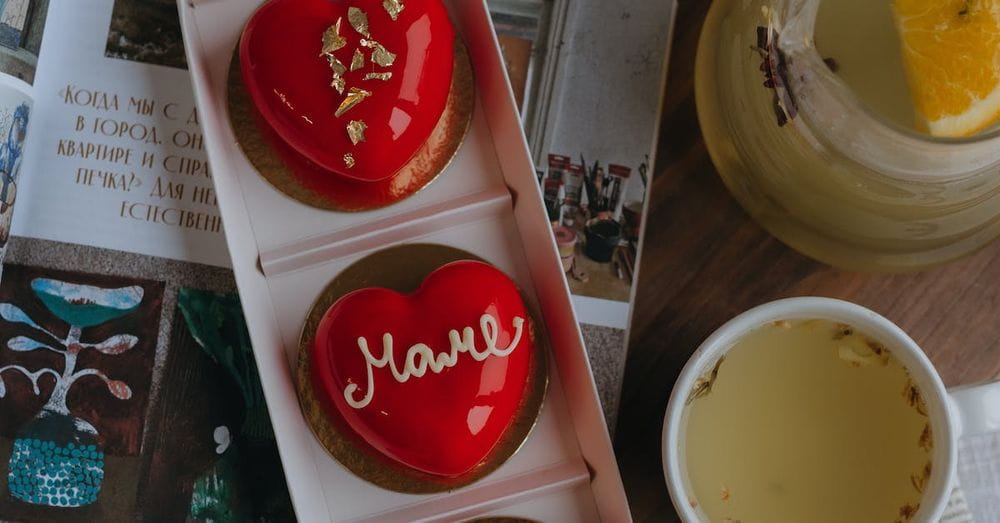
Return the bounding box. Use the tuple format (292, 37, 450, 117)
(0, 279, 143, 507)
(0, 102, 30, 283)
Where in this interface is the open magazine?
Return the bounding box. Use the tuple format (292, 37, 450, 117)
(0, 0, 292, 519)
(0, 0, 671, 519)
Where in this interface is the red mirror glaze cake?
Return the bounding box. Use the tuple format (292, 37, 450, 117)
(240, 0, 455, 183)
(310, 261, 536, 481)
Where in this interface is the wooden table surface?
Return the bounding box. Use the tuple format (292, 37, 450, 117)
(613, 1, 1000, 521)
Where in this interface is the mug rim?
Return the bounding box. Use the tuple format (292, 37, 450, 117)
(661, 297, 957, 522)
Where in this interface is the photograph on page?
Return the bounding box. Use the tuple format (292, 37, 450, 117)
(0, 0, 48, 85)
(105, 0, 187, 70)
(489, 0, 667, 332)
(487, 0, 672, 427)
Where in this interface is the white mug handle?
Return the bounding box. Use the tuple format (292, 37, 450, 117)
(948, 381, 1000, 437)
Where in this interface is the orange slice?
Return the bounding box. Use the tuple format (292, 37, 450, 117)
(892, 0, 1000, 137)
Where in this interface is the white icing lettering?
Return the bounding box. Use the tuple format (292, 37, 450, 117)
(343, 314, 525, 409)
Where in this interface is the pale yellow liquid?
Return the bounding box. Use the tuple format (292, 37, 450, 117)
(815, 0, 915, 129)
(683, 320, 932, 522)
(696, 0, 1000, 271)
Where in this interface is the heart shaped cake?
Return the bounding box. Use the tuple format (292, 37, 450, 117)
(240, 0, 455, 184)
(310, 260, 536, 481)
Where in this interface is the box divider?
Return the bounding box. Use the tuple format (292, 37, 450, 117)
(260, 187, 513, 277)
(351, 459, 590, 523)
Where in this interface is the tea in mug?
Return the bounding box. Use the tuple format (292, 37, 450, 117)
(682, 319, 933, 522)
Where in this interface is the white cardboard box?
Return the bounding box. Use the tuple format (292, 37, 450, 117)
(178, 0, 630, 520)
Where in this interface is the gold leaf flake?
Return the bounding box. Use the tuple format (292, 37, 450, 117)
(331, 76, 345, 94)
(371, 42, 397, 67)
(383, 0, 404, 20)
(347, 120, 367, 145)
(335, 87, 372, 117)
(351, 48, 365, 71)
(321, 18, 347, 55)
(328, 55, 347, 94)
(364, 72, 392, 81)
(344, 153, 356, 168)
(328, 55, 347, 76)
(348, 7, 370, 38)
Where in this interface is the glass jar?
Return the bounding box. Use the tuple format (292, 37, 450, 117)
(696, 0, 1000, 271)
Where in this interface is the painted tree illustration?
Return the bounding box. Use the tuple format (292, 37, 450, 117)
(0, 278, 143, 508)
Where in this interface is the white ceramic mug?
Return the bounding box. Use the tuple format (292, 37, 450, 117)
(662, 297, 1000, 522)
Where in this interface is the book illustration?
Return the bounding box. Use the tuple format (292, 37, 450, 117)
(174, 288, 293, 522)
(0, 41, 32, 284)
(0, 265, 163, 520)
(1, 279, 143, 508)
(104, 0, 187, 70)
(0, 0, 47, 84)
(94, 286, 294, 521)
(0, 250, 292, 520)
(176, 288, 273, 442)
(0, 99, 29, 254)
